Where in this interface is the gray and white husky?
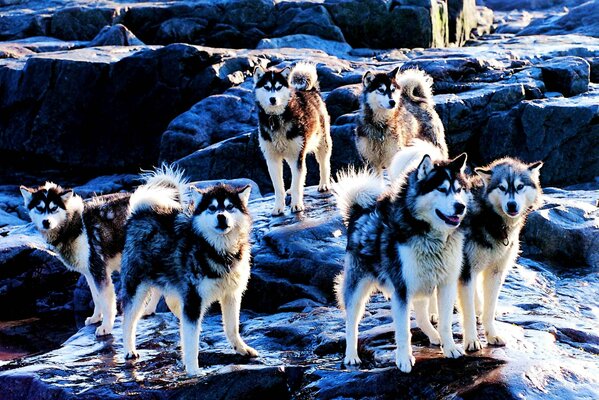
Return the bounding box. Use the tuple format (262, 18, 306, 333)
(458, 158, 543, 351)
(120, 168, 257, 375)
(334, 150, 469, 373)
(19, 182, 157, 336)
(254, 62, 332, 215)
(356, 67, 447, 174)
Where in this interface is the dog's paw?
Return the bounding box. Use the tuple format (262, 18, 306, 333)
(186, 366, 201, 376)
(442, 344, 464, 358)
(430, 313, 439, 324)
(236, 345, 259, 358)
(486, 334, 506, 346)
(464, 338, 483, 352)
(95, 324, 112, 336)
(344, 354, 362, 366)
(318, 183, 330, 192)
(290, 203, 304, 213)
(125, 351, 140, 360)
(85, 315, 102, 325)
(428, 332, 441, 346)
(395, 352, 415, 373)
(271, 204, 285, 216)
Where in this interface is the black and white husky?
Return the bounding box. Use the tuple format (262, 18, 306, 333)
(18, 182, 158, 336)
(334, 150, 469, 373)
(356, 67, 447, 174)
(120, 169, 257, 375)
(254, 62, 332, 215)
(458, 158, 543, 351)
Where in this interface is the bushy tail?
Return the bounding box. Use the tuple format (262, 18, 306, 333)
(289, 62, 319, 91)
(388, 139, 444, 182)
(129, 164, 188, 215)
(398, 68, 434, 105)
(333, 168, 384, 226)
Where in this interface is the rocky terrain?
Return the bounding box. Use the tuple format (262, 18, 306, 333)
(0, 0, 598, 398)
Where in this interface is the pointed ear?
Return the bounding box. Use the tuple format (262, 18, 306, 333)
(416, 155, 434, 181)
(528, 161, 543, 180)
(20, 186, 33, 205)
(449, 153, 468, 174)
(388, 66, 400, 80)
(280, 66, 291, 79)
(60, 189, 73, 203)
(253, 65, 266, 84)
(190, 186, 203, 205)
(362, 71, 374, 87)
(237, 184, 251, 205)
(474, 167, 492, 185)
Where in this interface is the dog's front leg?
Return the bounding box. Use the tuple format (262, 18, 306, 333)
(391, 295, 415, 373)
(265, 154, 286, 215)
(221, 293, 258, 357)
(287, 154, 306, 213)
(83, 273, 102, 325)
(437, 281, 464, 358)
(458, 274, 482, 351)
(481, 266, 508, 346)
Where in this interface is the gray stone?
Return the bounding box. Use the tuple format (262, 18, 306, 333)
(448, 0, 479, 45)
(539, 56, 590, 97)
(88, 24, 144, 47)
(518, 1, 599, 38)
(257, 35, 352, 58)
(272, 4, 345, 43)
(324, 84, 361, 123)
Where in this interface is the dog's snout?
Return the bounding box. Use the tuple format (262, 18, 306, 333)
(269, 97, 276, 105)
(507, 201, 518, 213)
(454, 203, 465, 215)
(389, 99, 396, 107)
(42, 219, 50, 229)
(217, 214, 227, 224)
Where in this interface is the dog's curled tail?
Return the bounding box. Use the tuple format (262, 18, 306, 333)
(333, 168, 384, 226)
(388, 139, 444, 182)
(398, 68, 434, 105)
(129, 164, 188, 215)
(289, 62, 319, 91)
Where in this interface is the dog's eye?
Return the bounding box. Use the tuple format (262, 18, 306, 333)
(274, 85, 282, 91)
(498, 185, 506, 192)
(516, 184, 524, 191)
(437, 187, 447, 194)
(226, 204, 234, 211)
(455, 187, 462, 193)
(377, 87, 385, 93)
(264, 85, 271, 91)
(390, 86, 396, 92)
(49, 206, 58, 213)
(208, 205, 217, 212)
(36, 206, 44, 213)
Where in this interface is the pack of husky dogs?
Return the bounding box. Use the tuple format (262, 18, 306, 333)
(19, 63, 544, 375)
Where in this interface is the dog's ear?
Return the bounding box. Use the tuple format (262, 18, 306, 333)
(362, 71, 374, 87)
(474, 167, 492, 185)
(19, 186, 33, 206)
(60, 189, 73, 203)
(280, 66, 291, 79)
(417, 155, 434, 181)
(253, 65, 266, 84)
(237, 184, 252, 205)
(449, 153, 468, 174)
(190, 186, 204, 206)
(388, 66, 400, 81)
(528, 161, 543, 180)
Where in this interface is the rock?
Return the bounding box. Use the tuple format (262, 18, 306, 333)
(325, 84, 361, 123)
(160, 81, 258, 163)
(539, 56, 590, 97)
(272, 4, 345, 43)
(11, 37, 85, 53)
(0, 225, 77, 319)
(479, 0, 587, 11)
(191, 178, 262, 200)
(72, 174, 140, 198)
(49, 7, 119, 41)
(88, 24, 144, 47)
(481, 91, 599, 185)
(518, 1, 599, 38)
(257, 35, 352, 58)
(0, 44, 235, 169)
(523, 189, 599, 268)
(155, 17, 209, 45)
(448, 0, 479, 45)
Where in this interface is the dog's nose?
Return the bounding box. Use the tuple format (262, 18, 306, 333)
(389, 99, 396, 107)
(217, 214, 228, 228)
(507, 201, 518, 213)
(454, 203, 465, 215)
(42, 219, 50, 229)
(269, 97, 276, 105)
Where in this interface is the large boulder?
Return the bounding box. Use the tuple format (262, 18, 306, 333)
(87, 24, 144, 47)
(481, 91, 599, 186)
(257, 35, 352, 58)
(447, 0, 479, 45)
(0, 44, 236, 169)
(517, 0, 599, 38)
(272, 4, 346, 43)
(48, 7, 119, 41)
(539, 56, 590, 97)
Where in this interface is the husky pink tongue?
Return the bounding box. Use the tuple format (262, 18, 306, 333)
(447, 215, 460, 224)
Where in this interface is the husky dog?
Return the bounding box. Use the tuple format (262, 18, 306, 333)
(356, 67, 447, 174)
(458, 158, 543, 351)
(121, 171, 257, 375)
(18, 182, 158, 336)
(334, 151, 469, 373)
(254, 62, 332, 215)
